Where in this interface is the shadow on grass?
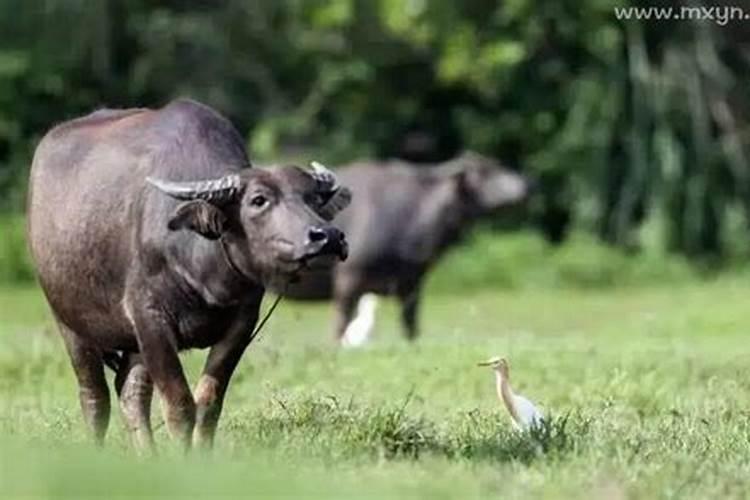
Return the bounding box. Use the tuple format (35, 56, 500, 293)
(226, 393, 589, 464)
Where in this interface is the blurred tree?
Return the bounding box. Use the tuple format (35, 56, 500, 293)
(0, 0, 749, 259)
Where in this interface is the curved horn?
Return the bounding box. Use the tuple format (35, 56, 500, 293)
(309, 161, 339, 191)
(146, 174, 243, 204)
(308, 161, 351, 220)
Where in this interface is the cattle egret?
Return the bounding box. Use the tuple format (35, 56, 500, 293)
(477, 357, 544, 430)
(341, 294, 379, 347)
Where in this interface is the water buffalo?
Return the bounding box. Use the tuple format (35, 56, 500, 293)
(286, 152, 530, 343)
(27, 99, 350, 450)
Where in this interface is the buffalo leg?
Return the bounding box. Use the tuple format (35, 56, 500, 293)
(334, 291, 362, 343)
(59, 323, 111, 444)
(129, 303, 195, 450)
(192, 311, 257, 448)
(333, 273, 363, 342)
(114, 353, 154, 452)
(398, 283, 422, 341)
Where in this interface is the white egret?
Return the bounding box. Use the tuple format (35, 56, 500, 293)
(341, 294, 379, 347)
(477, 356, 544, 430)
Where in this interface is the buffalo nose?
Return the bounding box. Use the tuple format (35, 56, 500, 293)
(306, 226, 347, 261)
(327, 227, 348, 261)
(308, 227, 329, 244)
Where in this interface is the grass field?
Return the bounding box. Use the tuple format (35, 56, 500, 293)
(2, 280, 750, 499)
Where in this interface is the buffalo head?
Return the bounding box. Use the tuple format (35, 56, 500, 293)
(441, 151, 530, 215)
(147, 162, 350, 286)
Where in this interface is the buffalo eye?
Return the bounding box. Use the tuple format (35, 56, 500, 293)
(250, 194, 268, 208)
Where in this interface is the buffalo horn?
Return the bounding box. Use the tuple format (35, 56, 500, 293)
(146, 174, 242, 204)
(309, 161, 339, 191)
(309, 161, 351, 220)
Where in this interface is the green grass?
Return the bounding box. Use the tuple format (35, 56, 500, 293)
(2, 281, 750, 499)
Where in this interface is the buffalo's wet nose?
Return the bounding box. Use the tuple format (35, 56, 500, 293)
(327, 227, 346, 246)
(308, 227, 329, 244)
(328, 227, 347, 260)
(329, 227, 345, 242)
(305, 226, 347, 261)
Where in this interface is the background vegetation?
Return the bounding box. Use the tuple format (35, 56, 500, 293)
(2, 4, 750, 498)
(1, 0, 750, 274)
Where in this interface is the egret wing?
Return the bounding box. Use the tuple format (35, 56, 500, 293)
(513, 395, 544, 429)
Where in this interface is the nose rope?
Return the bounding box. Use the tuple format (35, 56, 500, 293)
(248, 283, 287, 344)
(218, 236, 287, 344)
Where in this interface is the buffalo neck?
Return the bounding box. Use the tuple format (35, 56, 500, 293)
(169, 233, 262, 308)
(426, 207, 470, 263)
(402, 185, 468, 264)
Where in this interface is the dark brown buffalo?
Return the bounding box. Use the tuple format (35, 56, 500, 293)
(286, 152, 530, 342)
(27, 99, 350, 450)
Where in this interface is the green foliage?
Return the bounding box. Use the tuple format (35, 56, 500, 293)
(1, 0, 749, 259)
(0, 211, 740, 288)
(0, 215, 33, 283)
(0, 212, 710, 288)
(428, 229, 699, 291)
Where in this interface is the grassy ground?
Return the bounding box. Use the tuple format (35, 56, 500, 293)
(1, 280, 750, 499)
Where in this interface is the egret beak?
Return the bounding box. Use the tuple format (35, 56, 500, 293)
(477, 360, 494, 367)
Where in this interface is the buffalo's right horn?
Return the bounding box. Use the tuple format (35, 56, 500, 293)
(146, 174, 243, 204)
(308, 161, 351, 220)
(309, 161, 339, 192)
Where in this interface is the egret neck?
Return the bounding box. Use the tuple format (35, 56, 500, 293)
(494, 367, 521, 424)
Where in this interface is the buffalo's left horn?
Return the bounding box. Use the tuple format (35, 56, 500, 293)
(146, 174, 243, 204)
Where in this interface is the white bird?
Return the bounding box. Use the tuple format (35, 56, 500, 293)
(341, 294, 379, 347)
(477, 356, 544, 431)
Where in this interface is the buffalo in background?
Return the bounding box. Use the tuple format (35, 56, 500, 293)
(286, 152, 531, 343)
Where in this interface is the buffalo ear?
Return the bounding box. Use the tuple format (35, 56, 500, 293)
(167, 200, 227, 240)
(452, 168, 476, 199)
